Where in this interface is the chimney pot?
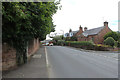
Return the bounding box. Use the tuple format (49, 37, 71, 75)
(84, 27, 87, 31)
(69, 29, 72, 32)
(104, 21, 108, 27)
(79, 25, 83, 32)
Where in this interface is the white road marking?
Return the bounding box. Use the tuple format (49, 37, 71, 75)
(45, 47, 49, 67)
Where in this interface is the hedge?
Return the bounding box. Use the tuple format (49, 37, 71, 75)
(65, 41, 109, 51)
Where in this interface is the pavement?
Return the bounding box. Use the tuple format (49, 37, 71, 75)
(46, 46, 118, 78)
(2, 46, 48, 78)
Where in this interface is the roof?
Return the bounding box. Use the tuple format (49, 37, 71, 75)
(82, 26, 105, 37)
(71, 30, 79, 34)
(65, 33, 69, 34)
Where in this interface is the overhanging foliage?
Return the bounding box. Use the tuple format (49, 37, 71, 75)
(2, 2, 61, 65)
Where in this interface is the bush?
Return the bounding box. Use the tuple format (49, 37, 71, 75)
(115, 41, 120, 48)
(104, 37, 115, 47)
(96, 44, 110, 47)
(104, 31, 119, 41)
(94, 44, 109, 51)
(118, 41, 120, 48)
(57, 40, 65, 46)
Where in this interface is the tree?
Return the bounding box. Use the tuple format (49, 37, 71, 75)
(117, 31, 120, 41)
(104, 37, 115, 47)
(52, 35, 65, 45)
(53, 35, 63, 41)
(70, 36, 77, 41)
(2, 2, 61, 65)
(104, 31, 119, 41)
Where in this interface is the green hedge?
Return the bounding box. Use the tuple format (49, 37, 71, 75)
(65, 41, 94, 50)
(65, 41, 109, 51)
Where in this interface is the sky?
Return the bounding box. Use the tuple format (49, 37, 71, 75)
(46, 0, 120, 40)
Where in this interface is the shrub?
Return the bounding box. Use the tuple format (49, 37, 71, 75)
(96, 44, 110, 47)
(115, 41, 120, 48)
(118, 41, 120, 48)
(94, 44, 109, 51)
(104, 37, 115, 47)
(104, 31, 119, 41)
(56, 40, 65, 46)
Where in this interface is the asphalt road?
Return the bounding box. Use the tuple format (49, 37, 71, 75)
(46, 46, 118, 78)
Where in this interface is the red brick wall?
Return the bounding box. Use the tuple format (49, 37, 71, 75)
(28, 38, 40, 56)
(2, 38, 40, 71)
(77, 34, 91, 41)
(74, 29, 83, 38)
(94, 26, 112, 44)
(2, 43, 17, 71)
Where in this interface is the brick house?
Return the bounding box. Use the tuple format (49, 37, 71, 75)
(77, 21, 112, 44)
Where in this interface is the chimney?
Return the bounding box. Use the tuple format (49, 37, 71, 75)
(84, 27, 87, 31)
(69, 29, 72, 33)
(79, 25, 83, 32)
(104, 21, 108, 27)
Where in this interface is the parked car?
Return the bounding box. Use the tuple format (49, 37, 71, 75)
(42, 43, 46, 46)
(49, 43, 53, 46)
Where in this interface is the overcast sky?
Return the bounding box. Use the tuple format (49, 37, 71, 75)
(46, 0, 120, 39)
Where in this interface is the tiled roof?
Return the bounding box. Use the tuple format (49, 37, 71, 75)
(71, 30, 79, 34)
(65, 33, 69, 35)
(82, 26, 105, 37)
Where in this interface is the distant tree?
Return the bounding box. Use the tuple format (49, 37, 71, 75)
(104, 31, 119, 41)
(65, 36, 77, 41)
(53, 35, 65, 45)
(70, 36, 77, 41)
(53, 35, 63, 42)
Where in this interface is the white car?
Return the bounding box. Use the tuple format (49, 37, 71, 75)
(49, 43, 53, 46)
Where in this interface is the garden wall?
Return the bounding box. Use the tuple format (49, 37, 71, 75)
(2, 38, 40, 71)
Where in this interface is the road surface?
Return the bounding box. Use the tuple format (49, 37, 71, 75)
(46, 46, 118, 78)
